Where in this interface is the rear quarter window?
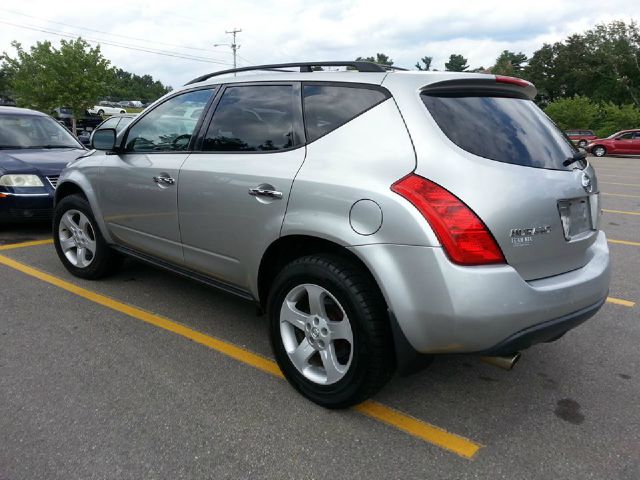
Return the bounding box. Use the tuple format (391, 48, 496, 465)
(303, 85, 389, 142)
(421, 92, 577, 170)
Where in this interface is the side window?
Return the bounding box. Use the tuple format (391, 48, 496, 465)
(618, 132, 633, 140)
(125, 89, 214, 152)
(98, 117, 120, 130)
(202, 85, 294, 152)
(303, 85, 388, 142)
(633, 132, 640, 139)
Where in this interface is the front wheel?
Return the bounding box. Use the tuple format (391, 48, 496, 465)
(578, 139, 588, 148)
(593, 145, 607, 157)
(97, 109, 104, 116)
(53, 194, 122, 279)
(268, 254, 395, 409)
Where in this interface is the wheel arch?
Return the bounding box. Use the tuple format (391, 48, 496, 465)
(257, 235, 381, 309)
(54, 178, 114, 244)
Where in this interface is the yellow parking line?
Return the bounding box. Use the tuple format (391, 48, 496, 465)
(0, 253, 482, 459)
(603, 209, 640, 216)
(0, 239, 53, 251)
(601, 192, 640, 199)
(608, 238, 640, 247)
(355, 401, 481, 459)
(606, 297, 636, 308)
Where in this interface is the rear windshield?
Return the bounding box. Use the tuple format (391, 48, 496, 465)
(421, 93, 578, 170)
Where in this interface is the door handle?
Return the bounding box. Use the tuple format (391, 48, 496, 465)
(153, 176, 175, 186)
(248, 187, 283, 199)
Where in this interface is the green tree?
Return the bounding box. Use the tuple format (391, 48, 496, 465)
(0, 58, 12, 99)
(584, 21, 640, 107)
(444, 54, 468, 72)
(355, 53, 393, 66)
(492, 50, 528, 76)
(524, 21, 640, 107)
(544, 96, 600, 130)
(415, 56, 432, 71)
(106, 68, 171, 103)
(3, 38, 112, 133)
(595, 103, 640, 137)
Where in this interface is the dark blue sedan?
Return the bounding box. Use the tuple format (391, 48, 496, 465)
(0, 106, 86, 222)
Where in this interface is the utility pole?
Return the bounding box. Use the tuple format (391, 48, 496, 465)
(214, 28, 242, 75)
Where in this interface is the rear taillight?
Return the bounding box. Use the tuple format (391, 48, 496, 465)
(391, 174, 505, 266)
(495, 75, 531, 88)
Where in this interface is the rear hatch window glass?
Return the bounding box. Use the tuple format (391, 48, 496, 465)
(421, 92, 578, 170)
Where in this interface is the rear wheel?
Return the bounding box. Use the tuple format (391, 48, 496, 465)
(53, 194, 122, 279)
(97, 109, 104, 116)
(593, 145, 606, 157)
(268, 254, 395, 409)
(578, 139, 588, 148)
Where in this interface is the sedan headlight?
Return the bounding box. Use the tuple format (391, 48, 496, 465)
(0, 174, 45, 187)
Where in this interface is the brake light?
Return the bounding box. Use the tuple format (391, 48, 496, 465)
(495, 75, 531, 88)
(391, 174, 505, 266)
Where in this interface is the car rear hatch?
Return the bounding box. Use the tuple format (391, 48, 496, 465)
(414, 76, 600, 281)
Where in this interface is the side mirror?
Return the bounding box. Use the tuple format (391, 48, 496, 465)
(91, 128, 117, 151)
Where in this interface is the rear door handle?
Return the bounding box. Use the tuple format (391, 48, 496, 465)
(153, 176, 175, 186)
(248, 187, 283, 199)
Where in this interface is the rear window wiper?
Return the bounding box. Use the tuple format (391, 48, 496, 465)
(563, 150, 587, 167)
(0, 145, 25, 149)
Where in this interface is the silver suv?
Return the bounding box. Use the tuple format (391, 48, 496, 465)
(53, 62, 610, 408)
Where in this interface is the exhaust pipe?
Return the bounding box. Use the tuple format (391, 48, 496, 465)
(480, 352, 521, 370)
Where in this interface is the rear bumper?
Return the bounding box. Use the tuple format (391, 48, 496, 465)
(480, 297, 605, 355)
(350, 231, 610, 354)
(0, 194, 54, 221)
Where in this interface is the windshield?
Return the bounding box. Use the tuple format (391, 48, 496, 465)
(0, 114, 82, 149)
(421, 92, 578, 171)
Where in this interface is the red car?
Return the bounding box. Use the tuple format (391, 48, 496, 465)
(565, 129, 597, 148)
(587, 129, 640, 157)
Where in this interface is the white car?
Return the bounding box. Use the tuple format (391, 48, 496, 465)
(88, 102, 126, 116)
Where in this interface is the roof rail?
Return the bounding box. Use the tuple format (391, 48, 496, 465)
(185, 61, 405, 85)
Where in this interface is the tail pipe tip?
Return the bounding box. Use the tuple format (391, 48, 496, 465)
(480, 352, 521, 370)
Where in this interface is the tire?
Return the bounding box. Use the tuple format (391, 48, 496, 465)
(120, 110, 126, 114)
(97, 109, 104, 116)
(578, 139, 588, 148)
(53, 194, 123, 279)
(592, 145, 606, 157)
(268, 254, 395, 409)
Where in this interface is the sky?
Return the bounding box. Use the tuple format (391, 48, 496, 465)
(0, 0, 637, 88)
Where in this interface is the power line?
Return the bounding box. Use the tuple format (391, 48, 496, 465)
(0, 20, 234, 66)
(0, 8, 233, 58)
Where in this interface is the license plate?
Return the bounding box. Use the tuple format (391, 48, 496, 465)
(558, 197, 593, 240)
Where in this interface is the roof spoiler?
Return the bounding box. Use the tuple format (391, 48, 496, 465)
(421, 76, 537, 100)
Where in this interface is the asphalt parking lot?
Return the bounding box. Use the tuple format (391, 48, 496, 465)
(1, 156, 639, 479)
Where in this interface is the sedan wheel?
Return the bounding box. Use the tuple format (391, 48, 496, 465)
(593, 146, 606, 157)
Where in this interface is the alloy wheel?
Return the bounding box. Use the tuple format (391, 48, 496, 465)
(279, 283, 354, 385)
(58, 209, 97, 268)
